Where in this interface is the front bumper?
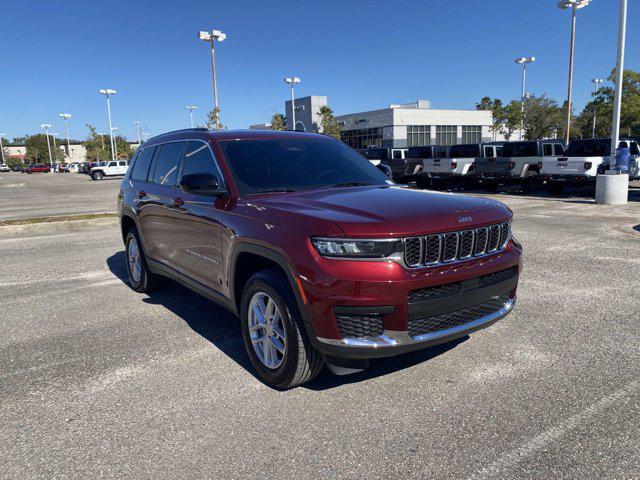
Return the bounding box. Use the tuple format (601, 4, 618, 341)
(302, 241, 522, 359)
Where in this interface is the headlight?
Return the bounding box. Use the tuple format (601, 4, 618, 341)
(311, 237, 400, 259)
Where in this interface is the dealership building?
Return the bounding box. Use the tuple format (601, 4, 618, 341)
(253, 95, 503, 148)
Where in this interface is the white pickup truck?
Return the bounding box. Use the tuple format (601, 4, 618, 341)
(422, 143, 504, 188)
(90, 160, 129, 181)
(541, 138, 639, 194)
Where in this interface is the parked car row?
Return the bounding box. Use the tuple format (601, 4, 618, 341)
(362, 137, 639, 195)
(6, 160, 130, 181)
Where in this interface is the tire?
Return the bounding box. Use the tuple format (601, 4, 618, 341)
(92, 171, 104, 181)
(463, 177, 477, 190)
(483, 182, 499, 192)
(546, 182, 565, 195)
(415, 176, 431, 189)
(240, 268, 323, 389)
(521, 171, 540, 194)
(124, 227, 161, 293)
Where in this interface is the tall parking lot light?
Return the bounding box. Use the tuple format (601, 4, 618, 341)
(134, 121, 142, 146)
(284, 77, 301, 130)
(591, 78, 603, 137)
(185, 105, 198, 128)
(514, 57, 535, 140)
(99, 89, 117, 160)
(51, 133, 59, 148)
(111, 127, 119, 159)
(41, 124, 53, 164)
(198, 29, 226, 131)
(58, 113, 72, 159)
(0, 133, 6, 164)
(558, 0, 591, 144)
(596, 0, 628, 205)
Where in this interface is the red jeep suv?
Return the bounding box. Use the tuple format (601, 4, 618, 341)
(118, 129, 522, 388)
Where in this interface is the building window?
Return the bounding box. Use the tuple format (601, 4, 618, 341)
(461, 125, 482, 144)
(435, 125, 458, 146)
(340, 128, 382, 149)
(407, 125, 431, 147)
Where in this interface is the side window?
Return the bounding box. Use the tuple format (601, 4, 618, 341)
(118, 160, 127, 166)
(108, 161, 117, 167)
(554, 144, 564, 156)
(181, 141, 222, 182)
(130, 146, 156, 181)
(496, 146, 503, 157)
(392, 150, 402, 159)
(150, 142, 185, 186)
(543, 144, 553, 156)
(484, 146, 495, 158)
(630, 142, 639, 155)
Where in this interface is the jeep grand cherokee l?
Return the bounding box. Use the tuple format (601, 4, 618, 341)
(118, 128, 522, 388)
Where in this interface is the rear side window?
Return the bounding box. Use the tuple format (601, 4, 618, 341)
(543, 144, 553, 156)
(151, 142, 185, 186)
(392, 150, 402, 159)
(118, 160, 127, 166)
(553, 144, 564, 156)
(181, 141, 222, 182)
(130, 146, 155, 181)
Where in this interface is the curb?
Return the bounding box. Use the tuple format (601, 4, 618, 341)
(0, 216, 119, 239)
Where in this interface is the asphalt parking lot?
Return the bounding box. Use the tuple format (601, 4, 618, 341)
(0, 171, 120, 220)
(1, 176, 639, 478)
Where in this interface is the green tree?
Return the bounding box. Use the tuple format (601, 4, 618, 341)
(269, 113, 286, 131)
(84, 124, 111, 161)
(522, 95, 564, 140)
(25, 134, 65, 163)
(318, 105, 342, 139)
(574, 69, 640, 138)
(476, 96, 504, 140)
(204, 107, 224, 130)
(500, 101, 523, 141)
(113, 136, 133, 159)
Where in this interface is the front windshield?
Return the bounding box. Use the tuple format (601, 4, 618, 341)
(219, 138, 389, 195)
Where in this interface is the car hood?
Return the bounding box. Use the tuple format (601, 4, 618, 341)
(250, 185, 511, 237)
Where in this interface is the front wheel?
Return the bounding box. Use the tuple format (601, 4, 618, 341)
(240, 268, 323, 389)
(92, 171, 104, 181)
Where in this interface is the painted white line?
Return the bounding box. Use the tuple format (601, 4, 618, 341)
(468, 380, 639, 479)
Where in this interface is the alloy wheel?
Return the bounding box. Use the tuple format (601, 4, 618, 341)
(128, 237, 142, 284)
(248, 292, 287, 369)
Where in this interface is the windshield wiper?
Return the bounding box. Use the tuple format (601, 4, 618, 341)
(256, 188, 299, 193)
(321, 182, 373, 189)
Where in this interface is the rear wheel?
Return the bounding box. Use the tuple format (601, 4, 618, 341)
(240, 268, 323, 389)
(483, 182, 499, 192)
(415, 176, 431, 189)
(125, 228, 161, 293)
(92, 171, 104, 181)
(521, 171, 540, 194)
(546, 182, 565, 195)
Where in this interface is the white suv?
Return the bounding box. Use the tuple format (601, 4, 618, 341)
(0, 164, 9, 172)
(90, 160, 129, 181)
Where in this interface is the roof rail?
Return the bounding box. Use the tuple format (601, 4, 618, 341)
(146, 128, 209, 142)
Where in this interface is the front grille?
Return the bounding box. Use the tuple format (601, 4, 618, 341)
(408, 295, 509, 337)
(404, 222, 510, 268)
(336, 314, 384, 340)
(408, 266, 518, 303)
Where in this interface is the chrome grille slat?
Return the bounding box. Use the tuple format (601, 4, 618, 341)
(403, 222, 511, 268)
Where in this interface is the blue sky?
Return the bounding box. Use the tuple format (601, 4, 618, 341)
(0, 0, 637, 141)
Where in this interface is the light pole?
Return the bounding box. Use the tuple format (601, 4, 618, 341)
(514, 57, 534, 140)
(134, 121, 142, 146)
(58, 113, 72, 160)
(185, 105, 198, 128)
(558, 0, 591, 144)
(51, 133, 59, 149)
(41, 124, 53, 164)
(284, 77, 301, 130)
(0, 133, 6, 164)
(99, 89, 117, 160)
(595, 0, 628, 205)
(111, 127, 119, 159)
(198, 29, 226, 131)
(591, 78, 603, 137)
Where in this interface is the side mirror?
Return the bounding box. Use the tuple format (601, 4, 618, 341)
(376, 163, 392, 178)
(180, 173, 225, 196)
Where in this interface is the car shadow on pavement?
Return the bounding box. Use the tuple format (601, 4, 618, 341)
(107, 251, 468, 391)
